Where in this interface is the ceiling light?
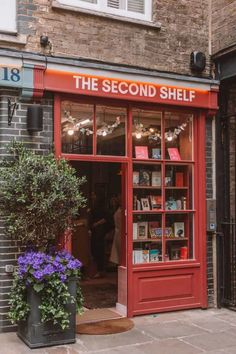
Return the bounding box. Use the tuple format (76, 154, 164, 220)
(67, 129, 74, 136)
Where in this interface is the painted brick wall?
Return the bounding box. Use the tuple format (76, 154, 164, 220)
(212, 0, 236, 54)
(14, 0, 210, 76)
(0, 91, 53, 332)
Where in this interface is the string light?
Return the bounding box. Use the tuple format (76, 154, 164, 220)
(133, 118, 191, 142)
(64, 110, 121, 137)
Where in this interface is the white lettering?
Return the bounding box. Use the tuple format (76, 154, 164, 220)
(91, 78, 98, 91)
(118, 81, 128, 94)
(189, 90, 195, 102)
(111, 80, 119, 93)
(177, 88, 183, 101)
(73, 75, 82, 89)
(102, 79, 111, 93)
(148, 85, 157, 98)
(129, 83, 139, 96)
(160, 86, 168, 99)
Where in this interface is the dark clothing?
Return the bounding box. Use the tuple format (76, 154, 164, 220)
(90, 206, 109, 273)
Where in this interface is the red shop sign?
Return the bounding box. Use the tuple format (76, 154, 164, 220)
(44, 69, 218, 109)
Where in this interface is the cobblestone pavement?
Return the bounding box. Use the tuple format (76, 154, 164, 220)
(2, 308, 236, 354)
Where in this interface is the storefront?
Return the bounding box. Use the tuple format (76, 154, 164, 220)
(34, 63, 218, 317)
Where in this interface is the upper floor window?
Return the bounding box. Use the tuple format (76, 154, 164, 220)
(58, 0, 152, 21)
(0, 0, 16, 33)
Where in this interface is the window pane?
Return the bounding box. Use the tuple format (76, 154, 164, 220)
(165, 112, 193, 161)
(165, 164, 193, 211)
(132, 109, 162, 159)
(165, 213, 194, 261)
(96, 106, 126, 156)
(0, 0, 16, 32)
(133, 213, 163, 264)
(61, 101, 94, 155)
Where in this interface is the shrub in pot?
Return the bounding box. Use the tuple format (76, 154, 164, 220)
(0, 142, 86, 348)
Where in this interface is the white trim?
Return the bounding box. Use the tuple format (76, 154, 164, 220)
(57, 0, 152, 21)
(116, 302, 127, 316)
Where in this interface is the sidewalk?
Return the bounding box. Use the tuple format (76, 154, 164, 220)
(1, 308, 236, 354)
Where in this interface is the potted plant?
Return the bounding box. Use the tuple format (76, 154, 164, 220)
(0, 141, 86, 348)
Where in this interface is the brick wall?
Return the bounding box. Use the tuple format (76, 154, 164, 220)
(212, 0, 236, 54)
(0, 91, 53, 332)
(205, 117, 215, 306)
(13, 0, 210, 76)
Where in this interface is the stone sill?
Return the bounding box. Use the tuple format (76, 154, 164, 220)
(0, 33, 27, 46)
(52, 1, 161, 29)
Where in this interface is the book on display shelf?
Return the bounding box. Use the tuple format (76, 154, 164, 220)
(139, 170, 151, 186)
(151, 171, 161, 187)
(168, 148, 181, 161)
(135, 146, 149, 159)
(149, 195, 162, 209)
(174, 222, 185, 237)
(148, 221, 160, 238)
(137, 222, 148, 239)
(149, 249, 159, 262)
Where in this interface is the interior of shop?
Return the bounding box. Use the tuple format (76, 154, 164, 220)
(70, 161, 122, 310)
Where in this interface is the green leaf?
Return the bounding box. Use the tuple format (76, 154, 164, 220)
(33, 283, 44, 293)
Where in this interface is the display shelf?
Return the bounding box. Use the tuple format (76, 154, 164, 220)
(133, 185, 162, 189)
(133, 239, 162, 243)
(166, 237, 188, 241)
(165, 187, 188, 190)
(133, 210, 164, 214)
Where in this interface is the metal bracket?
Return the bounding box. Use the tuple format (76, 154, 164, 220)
(8, 98, 19, 126)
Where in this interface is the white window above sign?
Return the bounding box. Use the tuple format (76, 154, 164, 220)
(0, 0, 17, 33)
(57, 0, 152, 22)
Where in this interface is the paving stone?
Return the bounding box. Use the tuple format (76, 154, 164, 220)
(135, 320, 208, 339)
(77, 328, 153, 351)
(182, 332, 236, 351)
(95, 338, 203, 354)
(188, 316, 236, 333)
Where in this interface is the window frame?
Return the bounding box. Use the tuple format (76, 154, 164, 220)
(0, 0, 17, 34)
(57, 0, 152, 22)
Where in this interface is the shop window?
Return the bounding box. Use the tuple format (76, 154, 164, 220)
(0, 0, 16, 33)
(57, 0, 152, 22)
(96, 105, 126, 156)
(61, 101, 126, 156)
(132, 110, 194, 264)
(61, 101, 94, 155)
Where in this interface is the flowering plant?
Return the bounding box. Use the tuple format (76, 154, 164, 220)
(9, 250, 83, 330)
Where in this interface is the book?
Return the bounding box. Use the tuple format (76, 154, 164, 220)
(149, 249, 159, 262)
(168, 148, 181, 161)
(137, 222, 148, 239)
(174, 222, 185, 237)
(175, 172, 184, 187)
(133, 223, 138, 239)
(141, 198, 150, 211)
(165, 227, 173, 238)
(149, 221, 160, 238)
(135, 146, 149, 159)
(133, 171, 139, 185)
(142, 250, 149, 263)
(151, 171, 161, 187)
(139, 170, 151, 186)
(149, 195, 162, 209)
(152, 148, 161, 159)
(133, 250, 143, 264)
(136, 199, 141, 210)
(165, 199, 177, 210)
(133, 195, 137, 210)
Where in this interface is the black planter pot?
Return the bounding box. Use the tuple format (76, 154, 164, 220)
(17, 278, 77, 349)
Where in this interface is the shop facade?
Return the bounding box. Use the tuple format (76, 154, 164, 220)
(35, 62, 218, 316)
(0, 0, 219, 331)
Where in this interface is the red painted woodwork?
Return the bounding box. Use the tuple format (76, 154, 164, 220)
(52, 73, 214, 317)
(33, 65, 45, 99)
(132, 265, 201, 314)
(45, 69, 218, 109)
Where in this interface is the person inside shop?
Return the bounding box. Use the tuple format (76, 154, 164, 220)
(89, 193, 109, 278)
(110, 195, 122, 265)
